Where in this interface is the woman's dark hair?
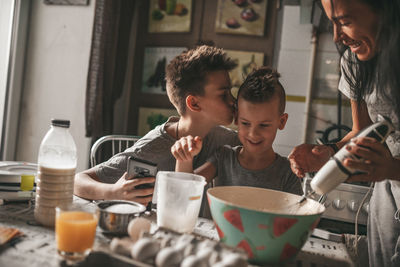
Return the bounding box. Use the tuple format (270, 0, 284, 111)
(333, 0, 400, 120)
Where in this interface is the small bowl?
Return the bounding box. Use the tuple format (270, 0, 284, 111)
(207, 186, 325, 265)
(96, 200, 146, 235)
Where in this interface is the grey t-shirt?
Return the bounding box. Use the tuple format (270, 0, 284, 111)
(339, 55, 400, 267)
(94, 117, 240, 183)
(208, 145, 303, 195)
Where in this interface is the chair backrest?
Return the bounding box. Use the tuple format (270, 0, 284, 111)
(90, 135, 140, 167)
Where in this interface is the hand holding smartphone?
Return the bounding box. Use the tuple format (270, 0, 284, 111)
(127, 156, 157, 189)
(127, 156, 158, 210)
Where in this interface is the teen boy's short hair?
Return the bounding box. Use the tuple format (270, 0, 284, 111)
(237, 66, 286, 114)
(165, 45, 237, 114)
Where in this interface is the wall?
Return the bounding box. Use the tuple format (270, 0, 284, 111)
(0, 1, 14, 145)
(16, 1, 95, 172)
(273, 5, 351, 156)
(274, 5, 313, 156)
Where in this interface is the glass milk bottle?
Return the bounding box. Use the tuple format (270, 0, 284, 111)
(34, 119, 77, 227)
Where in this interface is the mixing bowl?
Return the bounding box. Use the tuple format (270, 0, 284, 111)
(207, 186, 325, 265)
(96, 200, 146, 235)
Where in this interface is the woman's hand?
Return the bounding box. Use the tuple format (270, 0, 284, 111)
(288, 144, 333, 177)
(345, 137, 400, 182)
(107, 172, 155, 205)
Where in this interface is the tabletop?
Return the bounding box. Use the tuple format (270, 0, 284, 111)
(0, 196, 220, 267)
(0, 197, 355, 267)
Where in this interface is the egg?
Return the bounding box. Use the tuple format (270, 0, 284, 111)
(196, 239, 218, 251)
(131, 237, 160, 262)
(109, 237, 134, 257)
(180, 255, 208, 267)
(155, 247, 183, 267)
(127, 217, 151, 242)
(219, 253, 248, 267)
(196, 247, 220, 266)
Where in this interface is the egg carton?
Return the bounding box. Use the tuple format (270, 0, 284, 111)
(110, 227, 248, 267)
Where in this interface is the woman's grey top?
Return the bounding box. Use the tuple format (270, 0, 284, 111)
(339, 56, 400, 267)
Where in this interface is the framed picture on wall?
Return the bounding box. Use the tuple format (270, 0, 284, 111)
(225, 49, 264, 97)
(215, 0, 268, 36)
(138, 107, 179, 136)
(148, 0, 192, 33)
(141, 47, 186, 94)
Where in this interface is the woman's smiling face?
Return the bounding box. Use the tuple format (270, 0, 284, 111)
(321, 0, 379, 61)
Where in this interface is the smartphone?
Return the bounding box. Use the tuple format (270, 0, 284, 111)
(127, 156, 157, 189)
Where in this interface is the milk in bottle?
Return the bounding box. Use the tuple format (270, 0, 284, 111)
(34, 119, 77, 227)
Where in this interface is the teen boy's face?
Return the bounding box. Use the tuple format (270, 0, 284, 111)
(198, 70, 235, 125)
(236, 95, 287, 155)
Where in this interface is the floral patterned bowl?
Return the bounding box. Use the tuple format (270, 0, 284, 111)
(207, 186, 325, 265)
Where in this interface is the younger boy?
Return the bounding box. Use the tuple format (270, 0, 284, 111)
(74, 45, 241, 204)
(172, 67, 302, 195)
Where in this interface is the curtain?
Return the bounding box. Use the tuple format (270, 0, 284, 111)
(85, 0, 135, 139)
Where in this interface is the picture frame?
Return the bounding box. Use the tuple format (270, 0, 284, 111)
(137, 107, 179, 136)
(225, 49, 264, 97)
(215, 0, 268, 36)
(141, 47, 186, 94)
(148, 0, 192, 33)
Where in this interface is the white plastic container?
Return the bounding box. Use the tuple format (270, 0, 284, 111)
(156, 171, 206, 233)
(34, 119, 77, 227)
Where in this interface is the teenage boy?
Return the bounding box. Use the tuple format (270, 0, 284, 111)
(74, 45, 240, 204)
(172, 67, 302, 195)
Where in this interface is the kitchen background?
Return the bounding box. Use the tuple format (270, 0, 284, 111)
(0, 0, 351, 172)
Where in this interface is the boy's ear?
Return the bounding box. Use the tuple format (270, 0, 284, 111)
(278, 113, 288, 130)
(186, 95, 201, 112)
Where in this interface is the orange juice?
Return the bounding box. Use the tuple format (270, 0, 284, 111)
(56, 211, 97, 253)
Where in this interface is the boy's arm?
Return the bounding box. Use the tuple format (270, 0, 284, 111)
(74, 168, 110, 200)
(176, 160, 194, 173)
(74, 167, 155, 205)
(171, 136, 217, 183)
(194, 161, 217, 184)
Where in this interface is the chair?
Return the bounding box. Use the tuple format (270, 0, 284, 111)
(90, 135, 140, 167)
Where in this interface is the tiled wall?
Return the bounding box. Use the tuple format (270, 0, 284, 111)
(274, 6, 351, 156)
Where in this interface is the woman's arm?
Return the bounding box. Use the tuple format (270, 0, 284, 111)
(336, 99, 372, 147)
(344, 100, 400, 182)
(288, 100, 372, 177)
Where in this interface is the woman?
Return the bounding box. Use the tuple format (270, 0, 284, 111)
(288, 0, 400, 266)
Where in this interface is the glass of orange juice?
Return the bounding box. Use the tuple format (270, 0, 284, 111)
(55, 204, 98, 264)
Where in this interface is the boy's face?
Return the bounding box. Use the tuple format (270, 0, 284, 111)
(196, 70, 235, 125)
(236, 95, 288, 155)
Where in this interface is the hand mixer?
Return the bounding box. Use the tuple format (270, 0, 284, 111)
(299, 114, 395, 203)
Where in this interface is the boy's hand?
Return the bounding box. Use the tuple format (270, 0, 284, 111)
(171, 135, 202, 162)
(288, 144, 332, 178)
(108, 172, 155, 205)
